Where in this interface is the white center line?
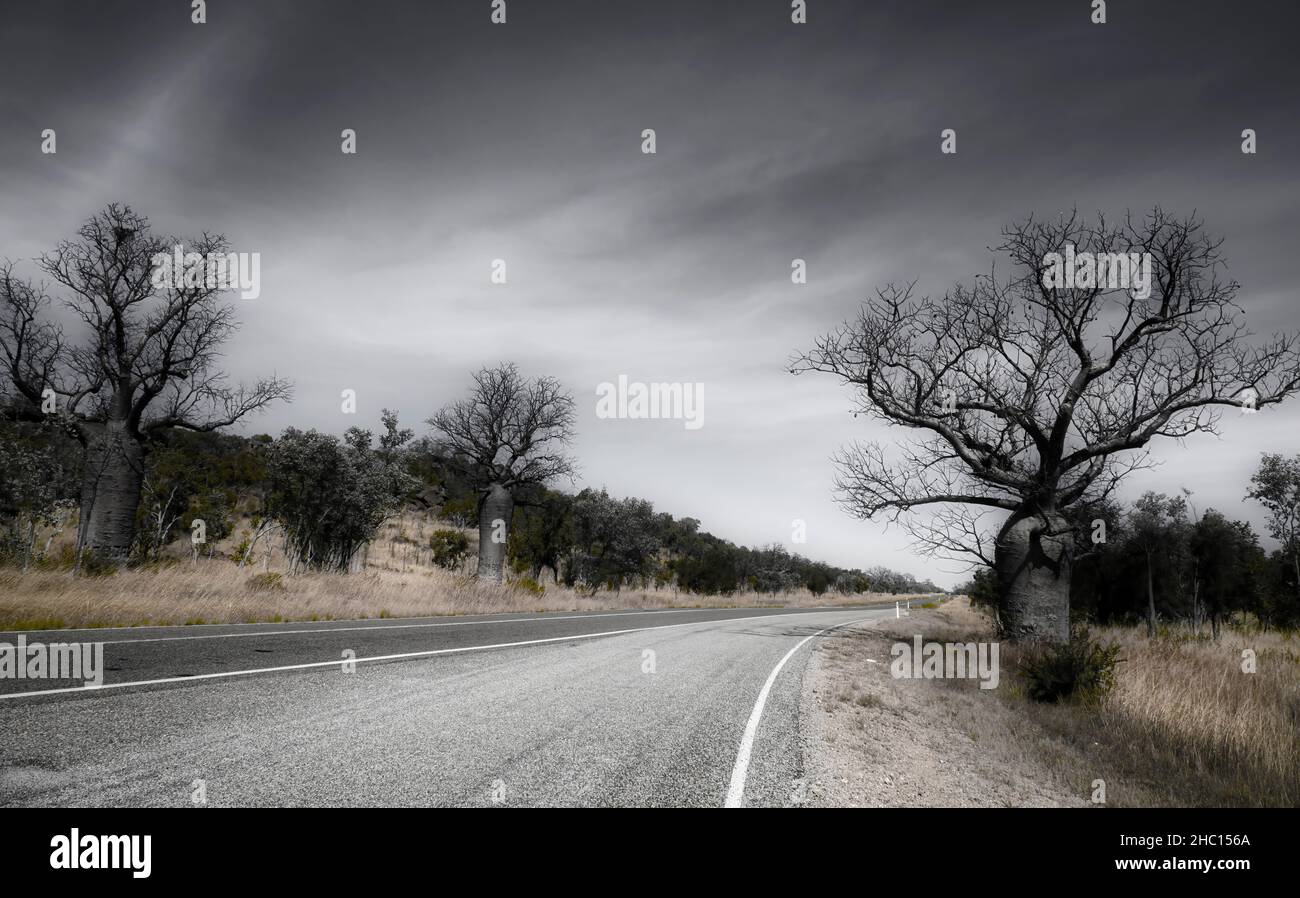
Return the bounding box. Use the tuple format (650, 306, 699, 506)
(724, 617, 873, 808)
(22, 607, 724, 646)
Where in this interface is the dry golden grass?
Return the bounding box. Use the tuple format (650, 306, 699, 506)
(0, 563, 919, 629)
(1085, 625, 1300, 806)
(0, 509, 933, 629)
(878, 599, 1300, 807)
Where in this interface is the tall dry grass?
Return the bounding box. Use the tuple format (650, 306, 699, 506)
(1088, 625, 1300, 806)
(906, 600, 1300, 806)
(0, 562, 919, 631)
(0, 508, 929, 629)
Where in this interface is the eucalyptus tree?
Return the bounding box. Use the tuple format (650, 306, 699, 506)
(266, 424, 416, 573)
(1246, 453, 1300, 602)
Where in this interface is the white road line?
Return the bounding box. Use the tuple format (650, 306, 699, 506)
(723, 617, 872, 809)
(0, 609, 886, 702)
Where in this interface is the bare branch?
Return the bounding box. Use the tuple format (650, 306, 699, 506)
(794, 208, 1300, 573)
(428, 362, 577, 490)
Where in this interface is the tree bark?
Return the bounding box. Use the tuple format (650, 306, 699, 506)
(23, 519, 36, 571)
(994, 508, 1071, 643)
(1191, 573, 1203, 634)
(1145, 552, 1157, 638)
(77, 420, 145, 563)
(476, 482, 513, 582)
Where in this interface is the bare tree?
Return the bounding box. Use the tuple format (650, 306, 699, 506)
(0, 204, 291, 562)
(793, 209, 1300, 642)
(428, 363, 576, 581)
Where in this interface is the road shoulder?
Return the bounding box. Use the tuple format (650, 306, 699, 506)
(800, 612, 1087, 807)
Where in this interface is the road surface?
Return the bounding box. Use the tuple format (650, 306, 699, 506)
(0, 605, 890, 807)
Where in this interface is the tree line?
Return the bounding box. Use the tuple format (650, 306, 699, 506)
(957, 456, 1300, 634)
(17, 203, 1293, 634)
(0, 402, 938, 596)
(0, 205, 933, 598)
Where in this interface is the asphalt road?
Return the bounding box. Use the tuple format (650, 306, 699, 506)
(0, 605, 891, 807)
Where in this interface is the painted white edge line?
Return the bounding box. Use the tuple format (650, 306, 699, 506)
(0, 608, 887, 702)
(723, 617, 873, 809)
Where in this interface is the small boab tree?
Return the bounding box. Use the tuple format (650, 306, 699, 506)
(428, 363, 576, 582)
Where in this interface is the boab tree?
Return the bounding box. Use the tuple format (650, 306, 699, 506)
(428, 363, 576, 581)
(793, 209, 1300, 642)
(0, 204, 291, 562)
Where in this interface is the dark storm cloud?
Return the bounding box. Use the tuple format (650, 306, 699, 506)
(3, 0, 1298, 582)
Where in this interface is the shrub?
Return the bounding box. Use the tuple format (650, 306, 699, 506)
(246, 572, 286, 593)
(35, 543, 78, 571)
(513, 576, 545, 596)
(1019, 630, 1122, 704)
(429, 529, 470, 570)
(959, 567, 1000, 614)
(77, 551, 118, 578)
(265, 427, 416, 572)
(134, 556, 180, 572)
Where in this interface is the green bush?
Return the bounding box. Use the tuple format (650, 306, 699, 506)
(1019, 631, 1122, 704)
(77, 551, 119, 578)
(512, 576, 545, 596)
(429, 529, 470, 570)
(33, 544, 77, 570)
(134, 556, 180, 572)
(246, 572, 286, 593)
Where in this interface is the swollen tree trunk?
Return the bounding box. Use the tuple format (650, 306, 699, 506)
(476, 482, 514, 582)
(78, 420, 145, 563)
(994, 507, 1071, 643)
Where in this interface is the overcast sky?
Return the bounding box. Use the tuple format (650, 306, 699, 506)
(3, 0, 1298, 586)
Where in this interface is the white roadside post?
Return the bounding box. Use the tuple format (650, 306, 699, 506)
(895, 601, 900, 619)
